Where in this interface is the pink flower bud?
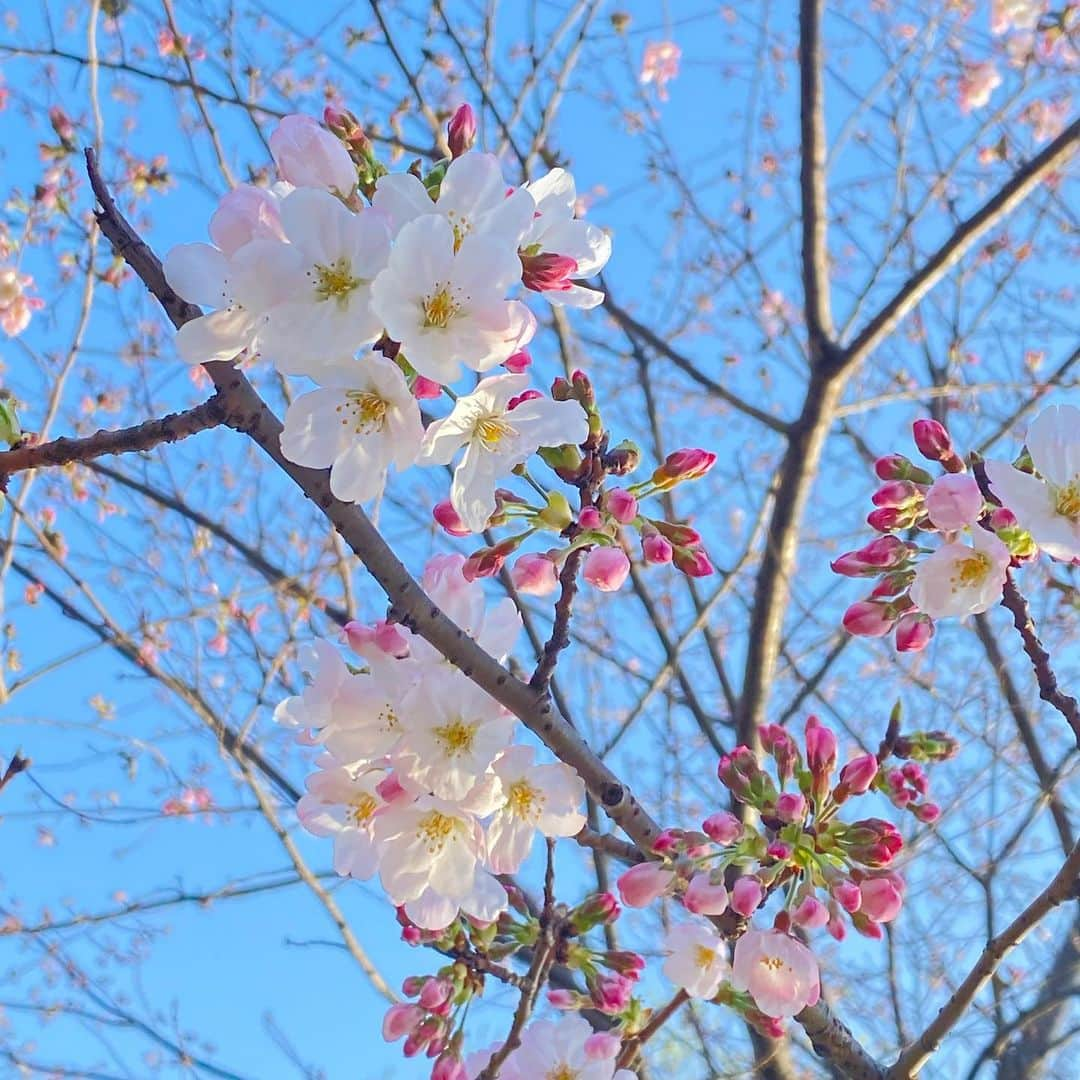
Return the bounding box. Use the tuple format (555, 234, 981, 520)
(617, 862, 675, 908)
(872, 480, 921, 508)
(912, 418, 953, 461)
(578, 506, 603, 529)
(838, 753, 878, 795)
(895, 612, 934, 653)
(511, 553, 559, 596)
(547, 989, 576, 1008)
(592, 973, 633, 1013)
(642, 532, 673, 564)
(584, 1033, 621, 1061)
(684, 872, 729, 916)
(866, 506, 903, 532)
(652, 829, 680, 855)
(412, 375, 442, 399)
(792, 896, 830, 929)
(504, 349, 532, 373)
(584, 546, 631, 592)
(447, 103, 476, 158)
(775, 792, 807, 823)
(902, 761, 929, 794)
(418, 977, 453, 1012)
(521, 252, 579, 292)
(805, 715, 837, 775)
(767, 841, 793, 861)
(832, 879, 862, 913)
(382, 1003, 424, 1042)
(208, 185, 285, 256)
(914, 801, 941, 823)
(433, 500, 470, 537)
(269, 114, 357, 193)
(988, 506, 1017, 530)
(842, 600, 896, 637)
(702, 811, 742, 845)
(924, 473, 983, 531)
(507, 389, 543, 411)
(827, 912, 847, 941)
(431, 1053, 467, 1080)
(730, 876, 764, 916)
(673, 544, 715, 577)
(859, 876, 904, 922)
(605, 487, 639, 524)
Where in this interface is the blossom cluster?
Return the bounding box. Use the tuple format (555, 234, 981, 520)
(614, 712, 953, 1028)
(276, 554, 587, 932)
(834, 405, 1078, 651)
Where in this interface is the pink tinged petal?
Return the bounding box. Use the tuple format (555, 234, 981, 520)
(486, 814, 535, 874)
(280, 389, 354, 469)
(209, 185, 286, 255)
(270, 114, 356, 193)
(405, 888, 459, 932)
(460, 869, 509, 923)
(175, 308, 257, 365)
(163, 243, 230, 309)
(372, 172, 438, 233)
(1024, 404, 1080, 489)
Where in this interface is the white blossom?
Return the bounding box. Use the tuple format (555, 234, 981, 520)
(280, 354, 423, 504)
(986, 404, 1080, 562)
(492, 1015, 636, 1080)
(662, 921, 728, 1000)
(485, 745, 587, 874)
(909, 526, 1011, 619)
(418, 373, 589, 532)
(370, 215, 536, 384)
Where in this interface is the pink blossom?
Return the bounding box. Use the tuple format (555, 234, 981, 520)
(382, 1003, 424, 1042)
(0, 268, 44, 338)
(731, 930, 821, 1018)
(432, 1053, 467, 1080)
(730, 876, 764, 916)
(521, 252, 579, 293)
(914, 802, 941, 823)
(208, 185, 286, 256)
(842, 600, 896, 637)
(578, 506, 603, 530)
(924, 473, 983, 531)
(583, 546, 631, 592)
(958, 62, 1002, 114)
(640, 41, 682, 101)
(504, 350, 532, 373)
(895, 613, 934, 653)
(592, 973, 633, 1013)
(604, 488, 639, 525)
(792, 896, 830, 929)
(642, 533, 674, 564)
(684, 872, 729, 916)
(838, 753, 878, 795)
(547, 988, 576, 1009)
(805, 715, 837, 775)
(433, 500, 471, 537)
(617, 862, 675, 908)
(584, 1033, 621, 1061)
(775, 792, 807, 823)
(653, 447, 716, 487)
(702, 811, 742, 845)
(413, 375, 443, 399)
(511, 553, 559, 596)
(673, 545, 715, 577)
(269, 114, 357, 193)
(859, 876, 905, 923)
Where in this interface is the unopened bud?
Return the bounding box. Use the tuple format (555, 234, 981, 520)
(602, 439, 641, 476)
(538, 491, 574, 531)
(447, 103, 476, 159)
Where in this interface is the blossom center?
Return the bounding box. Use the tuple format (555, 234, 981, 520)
(506, 778, 543, 820)
(432, 718, 478, 758)
(760, 954, 786, 973)
(694, 944, 717, 970)
(422, 286, 460, 329)
(546, 1068, 578, 1080)
(446, 210, 470, 252)
(952, 552, 991, 588)
(313, 258, 361, 306)
(339, 390, 389, 434)
(1053, 478, 1080, 521)
(474, 415, 514, 448)
(416, 810, 458, 853)
(348, 793, 378, 826)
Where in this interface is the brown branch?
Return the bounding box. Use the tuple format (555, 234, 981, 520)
(887, 840, 1080, 1079)
(530, 544, 587, 691)
(0, 751, 30, 796)
(799, 0, 834, 353)
(616, 989, 689, 1070)
(0, 396, 225, 483)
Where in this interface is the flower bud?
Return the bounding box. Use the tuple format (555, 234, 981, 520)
(584, 546, 630, 591)
(895, 612, 934, 653)
(603, 950, 646, 979)
(616, 862, 675, 908)
(547, 988, 577, 1008)
(269, 114, 357, 193)
(412, 375, 443, 399)
(831, 879, 862, 913)
(842, 600, 896, 637)
(208, 185, 286, 256)
(431, 1052, 467, 1080)
(570, 369, 596, 409)
(591, 973, 633, 1014)
(830, 535, 914, 577)
(504, 350, 532, 373)
(419, 977, 453, 1013)
(652, 448, 716, 489)
(924, 473, 983, 531)
(642, 532, 674, 564)
(537, 442, 585, 482)
(521, 252, 579, 293)
(837, 753, 878, 796)
(651, 520, 702, 546)
(566, 891, 621, 933)
(684, 872, 729, 916)
(912, 419, 952, 461)
(913, 801, 941, 823)
(462, 536, 520, 581)
(673, 544, 715, 577)
(840, 818, 903, 867)
(729, 876, 764, 916)
(584, 1033, 621, 1061)
(446, 103, 476, 158)
(511, 552, 559, 596)
(775, 792, 807, 823)
(382, 1003, 424, 1042)
(866, 506, 906, 532)
(578, 506, 603, 530)
(538, 491, 574, 531)
(433, 500, 470, 537)
(874, 453, 933, 484)
(892, 730, 960, 762)
(805, 715, 837, 777)
(792, 895, 830, 929)
(702, 811, 742, 845)
(760, 724, 801, 784)
(872, 480, 921, 508)
(602, 439, 641, 475)
(604, 487, 639, 524)
(859, 875, 904, 922)
(718, 745, 779, 807)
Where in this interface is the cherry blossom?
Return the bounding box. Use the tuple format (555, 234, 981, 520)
(909, 526, 1011, 618)
(373, 151, 534, 248)
(370, 215, 536, 384)
(731, 929, 821, 1018)
(991, 0, 1045, 35)
(986, 404, 1080, 562)
(640, 41, 682, 101)
(258, 188, 392, 374)
(269, 113, 358, 194)
(520, 168, 612, 309)
(374, 794, 506, 930)
(662, 921, 728, 999)
(923, 473, 984, 531)
(418, 373, 589, 532)
(485, 745, 587, 873)
(478, 1015, 636, 1080)
(0, 267, 44, 337)
(279, 354, 423, 504)
(958, 62, 1002, 113)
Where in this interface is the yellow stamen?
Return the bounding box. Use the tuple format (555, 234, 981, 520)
(432, 718, 478, 758)
(347, 793, 378, 826)
(475, 416, 513, 448)
(546, 1068, 578, 1080)
(506, 778, 543, 820)
(694, 944, 717, 970)
(760, 955, 786, 972)
(1053, 479, 1080, 521)
(951, 552, 991, 588)
(313, 258, 361, 307)
(338, 390, 388, 434)
(416, 809, 458, 853)
(422, 286, 459, 329)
